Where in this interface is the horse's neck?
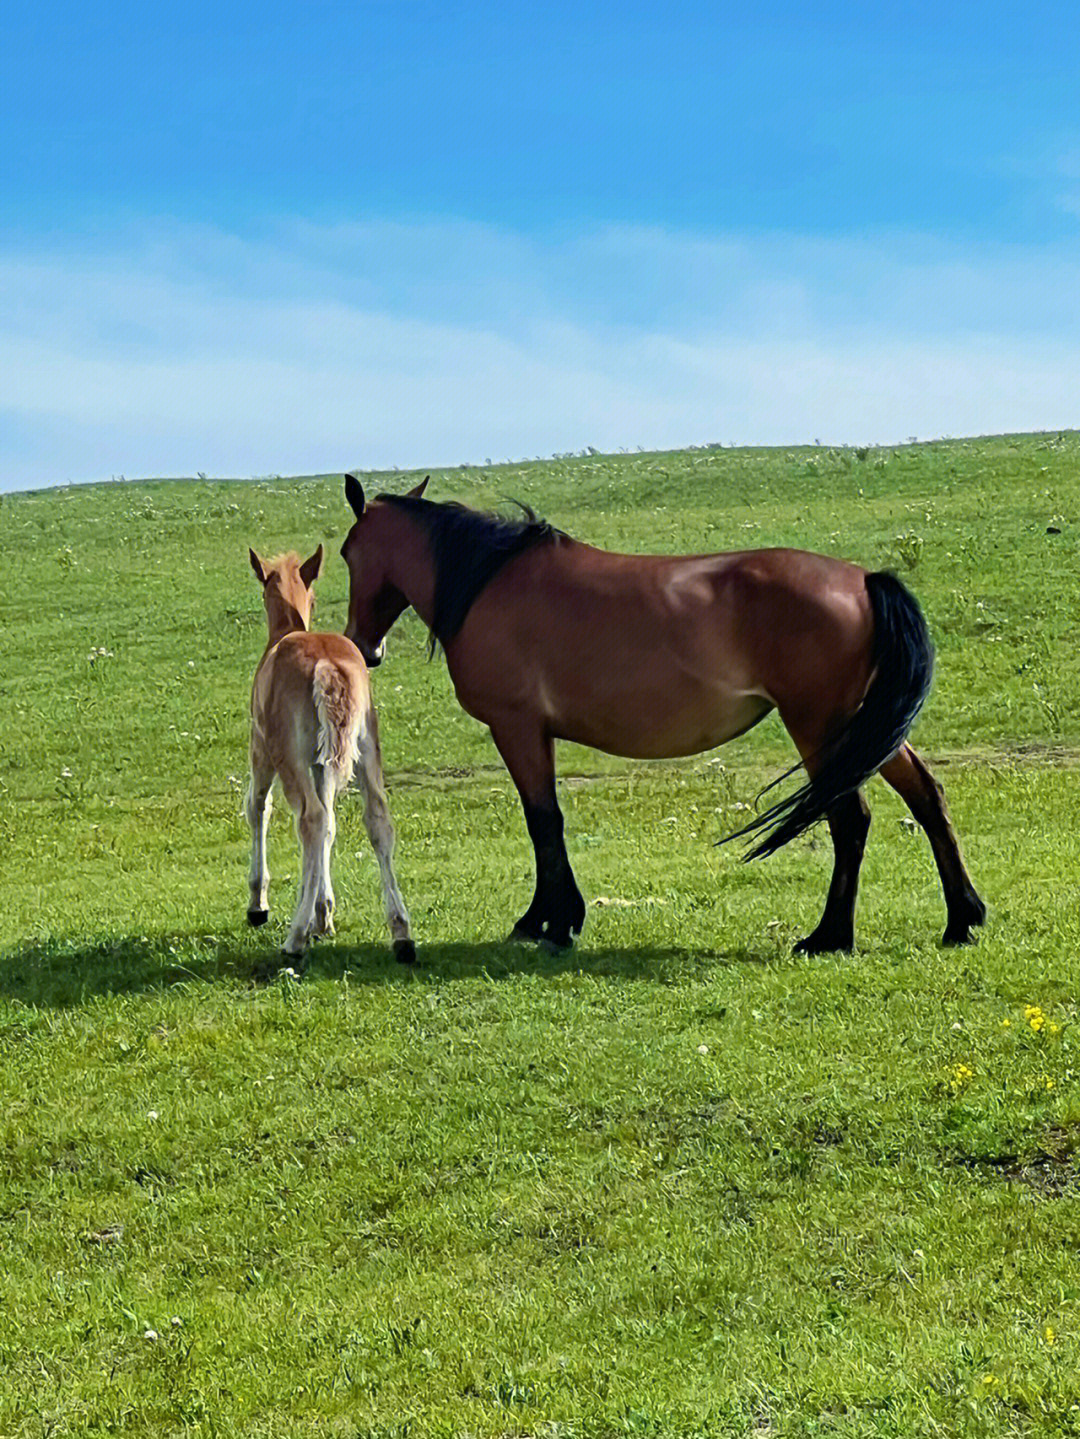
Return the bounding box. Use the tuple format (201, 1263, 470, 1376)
(386, 513, 437, 627)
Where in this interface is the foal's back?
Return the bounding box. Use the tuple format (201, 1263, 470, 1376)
(252, 630, 372, 785)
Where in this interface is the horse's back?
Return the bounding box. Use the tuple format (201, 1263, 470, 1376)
(447, 539, 876, 757)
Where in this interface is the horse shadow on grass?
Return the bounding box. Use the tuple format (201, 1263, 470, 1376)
(0, 929, 781, 1009)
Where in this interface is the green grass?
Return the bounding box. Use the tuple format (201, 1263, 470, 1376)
(2, 434, 1080, 1436)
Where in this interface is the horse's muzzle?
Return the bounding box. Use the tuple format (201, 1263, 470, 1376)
(345, 627, 385, 668)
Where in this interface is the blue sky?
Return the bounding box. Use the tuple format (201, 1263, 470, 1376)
(2, 1, 1078, 488)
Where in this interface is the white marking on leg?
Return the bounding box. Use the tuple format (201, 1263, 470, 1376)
(246, 760, 274, 915)
(284, 802, 324, 954)
(313, 792, 337, 936)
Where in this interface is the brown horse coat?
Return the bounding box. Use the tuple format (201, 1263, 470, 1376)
(341, 477, 985, 952)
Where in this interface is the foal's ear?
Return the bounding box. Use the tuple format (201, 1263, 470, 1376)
(344, 473, 365, 518)
(299, 544, 324, 589)
(249, 548, 268, 585)
(407, 474, 430, 499)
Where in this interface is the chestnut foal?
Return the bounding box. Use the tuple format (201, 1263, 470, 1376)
(246, 545, 414, 963)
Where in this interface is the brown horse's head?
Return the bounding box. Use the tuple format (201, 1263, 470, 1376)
(340, 473, 428, 666)
(249, 545, 323, 638)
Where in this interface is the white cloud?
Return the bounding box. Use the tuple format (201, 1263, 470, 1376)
(1, 219, 1078, 490)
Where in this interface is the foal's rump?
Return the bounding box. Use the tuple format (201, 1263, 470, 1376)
(312, 657, 365, 790)
(255, 632, 371, 796)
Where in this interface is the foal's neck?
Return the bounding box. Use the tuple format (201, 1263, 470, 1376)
(264, 597, 308, 647)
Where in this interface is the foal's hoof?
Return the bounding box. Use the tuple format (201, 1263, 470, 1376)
(247, 908, 269, 928)
(393, 938, 417, 964)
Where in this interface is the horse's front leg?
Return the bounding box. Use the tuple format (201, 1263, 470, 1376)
(489, 718, 585, 948)
(356, 720, 416, 964)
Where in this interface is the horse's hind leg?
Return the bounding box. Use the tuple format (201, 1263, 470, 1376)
(489, 718, 585, 949)
(775, 709, 872, 954)
(357, 722, 414, 962)
(879, 743, 986, 945)
(793, 790, 871, 955)
(246, 746, 275, 926)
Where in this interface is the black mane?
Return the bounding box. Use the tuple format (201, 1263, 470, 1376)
(379, 495, 563, 652)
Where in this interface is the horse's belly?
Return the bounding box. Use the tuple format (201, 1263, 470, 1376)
(554, 689, 773, 759)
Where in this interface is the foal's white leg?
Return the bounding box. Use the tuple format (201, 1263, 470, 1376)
(246, 750, 275, 926)
(357, 728, 414, 962)
(283, 798, 326, 956)
(311, 766, 337, 937)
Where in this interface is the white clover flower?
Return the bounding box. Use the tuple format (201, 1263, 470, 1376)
(146, 1109, 159, 1122)
(144, 1329, 158, 1341)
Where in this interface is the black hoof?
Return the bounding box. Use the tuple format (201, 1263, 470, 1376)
(794, 929, 853, 956)
(393, 938, 417, 964)
(508, 925, 539, 945)
(510, 915, 545, 943)
(540, 925, 574, 952)
(247, 908, 269, 928)
(943, 894, 987, 946)
(570, 895, 587, 935)
(942, 925, 977, 947)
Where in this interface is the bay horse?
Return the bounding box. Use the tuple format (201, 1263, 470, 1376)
(340, 475, 985, 953)
(247, 544, 414, 962)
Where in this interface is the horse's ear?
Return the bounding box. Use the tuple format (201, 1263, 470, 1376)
(407, 475, 429, 499)
(299, 544, 324, 589)
(249, 548, 267, 585)
(345, 473, 365, 518)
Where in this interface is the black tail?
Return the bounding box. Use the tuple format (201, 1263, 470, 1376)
(727, 571, 934, 860)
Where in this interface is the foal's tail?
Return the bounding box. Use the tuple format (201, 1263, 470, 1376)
(312, 660, 363, 791)
(729, 571, 934, 859)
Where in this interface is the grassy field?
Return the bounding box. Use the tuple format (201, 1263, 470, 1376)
(2, 433, 1080, 1437)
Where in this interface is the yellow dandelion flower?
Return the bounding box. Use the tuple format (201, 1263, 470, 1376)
(1044, 1325, 1056, 1346)
(946, 1062, 975, 1094)
(1048, 1021, 1061, 1037)
(981, 1373, 997, 1386)
(1000, 1018, 1011, 1028)
(1025, 1005, 1042, 1021)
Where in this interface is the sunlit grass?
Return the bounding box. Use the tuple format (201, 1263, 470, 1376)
(1, 434, 1079, 1435)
